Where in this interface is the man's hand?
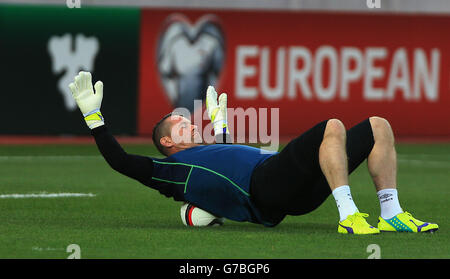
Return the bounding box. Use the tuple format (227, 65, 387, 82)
(69, 71, 104, 129)
(206, 86, 229, 136)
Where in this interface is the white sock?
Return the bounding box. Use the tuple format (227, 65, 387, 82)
(332, 185, 359, 221)
(377, 188, 403, 220)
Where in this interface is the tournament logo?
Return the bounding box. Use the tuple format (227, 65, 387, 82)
(157, 14, 225, 112)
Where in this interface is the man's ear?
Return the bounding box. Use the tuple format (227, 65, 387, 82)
(160, 136, 174, 148)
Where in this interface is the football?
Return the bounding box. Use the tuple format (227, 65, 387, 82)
(180, 203, 225, 227)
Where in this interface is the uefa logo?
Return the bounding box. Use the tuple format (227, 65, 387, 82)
(157, 14, 225, 112)
(366, 0, 381, 9)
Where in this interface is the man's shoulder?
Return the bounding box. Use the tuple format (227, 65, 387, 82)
(171, 144, 277, 160)
(188, 144, 264, 152)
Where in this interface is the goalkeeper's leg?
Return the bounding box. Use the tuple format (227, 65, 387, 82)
(319, 119, 379, 234)
(367, 117, 439, 232)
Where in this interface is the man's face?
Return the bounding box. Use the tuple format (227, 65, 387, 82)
(166, 115, 202, 146)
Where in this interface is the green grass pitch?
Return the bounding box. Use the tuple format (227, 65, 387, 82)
(0, 143, 448, 259)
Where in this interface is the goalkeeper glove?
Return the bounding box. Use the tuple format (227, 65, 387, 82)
(206, 86, 229, 136)
(68, 71, 104, 129)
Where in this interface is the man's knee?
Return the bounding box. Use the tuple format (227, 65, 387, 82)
(369, 116, 394, 142)
(324, 118, 346, 140)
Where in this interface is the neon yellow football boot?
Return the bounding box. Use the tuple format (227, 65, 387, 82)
(378, 211, 439, 233)
(338, 212, 380, 235)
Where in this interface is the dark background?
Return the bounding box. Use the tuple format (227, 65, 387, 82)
(0, 5, 140, 135)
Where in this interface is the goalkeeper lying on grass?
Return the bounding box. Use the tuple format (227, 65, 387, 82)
(69, 71, 438, 234)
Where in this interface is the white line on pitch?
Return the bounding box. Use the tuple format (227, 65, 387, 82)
(0, 155, 101, 161)
(0, 192, 96, 199)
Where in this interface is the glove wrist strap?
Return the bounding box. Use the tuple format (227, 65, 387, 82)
(213, 119, 228, 136)
(83, 108, 101, 117)
(84, 109, 104, 129)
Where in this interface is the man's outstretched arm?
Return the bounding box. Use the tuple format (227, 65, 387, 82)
(69, 71, 153, 184)
(91, 125, 153, 184)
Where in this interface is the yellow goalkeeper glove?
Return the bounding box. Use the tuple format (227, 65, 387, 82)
(68, 71, 104, 129)
(206, 85, 229, 136)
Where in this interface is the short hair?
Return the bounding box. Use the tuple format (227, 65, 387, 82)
(152, 113, 173, 156)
